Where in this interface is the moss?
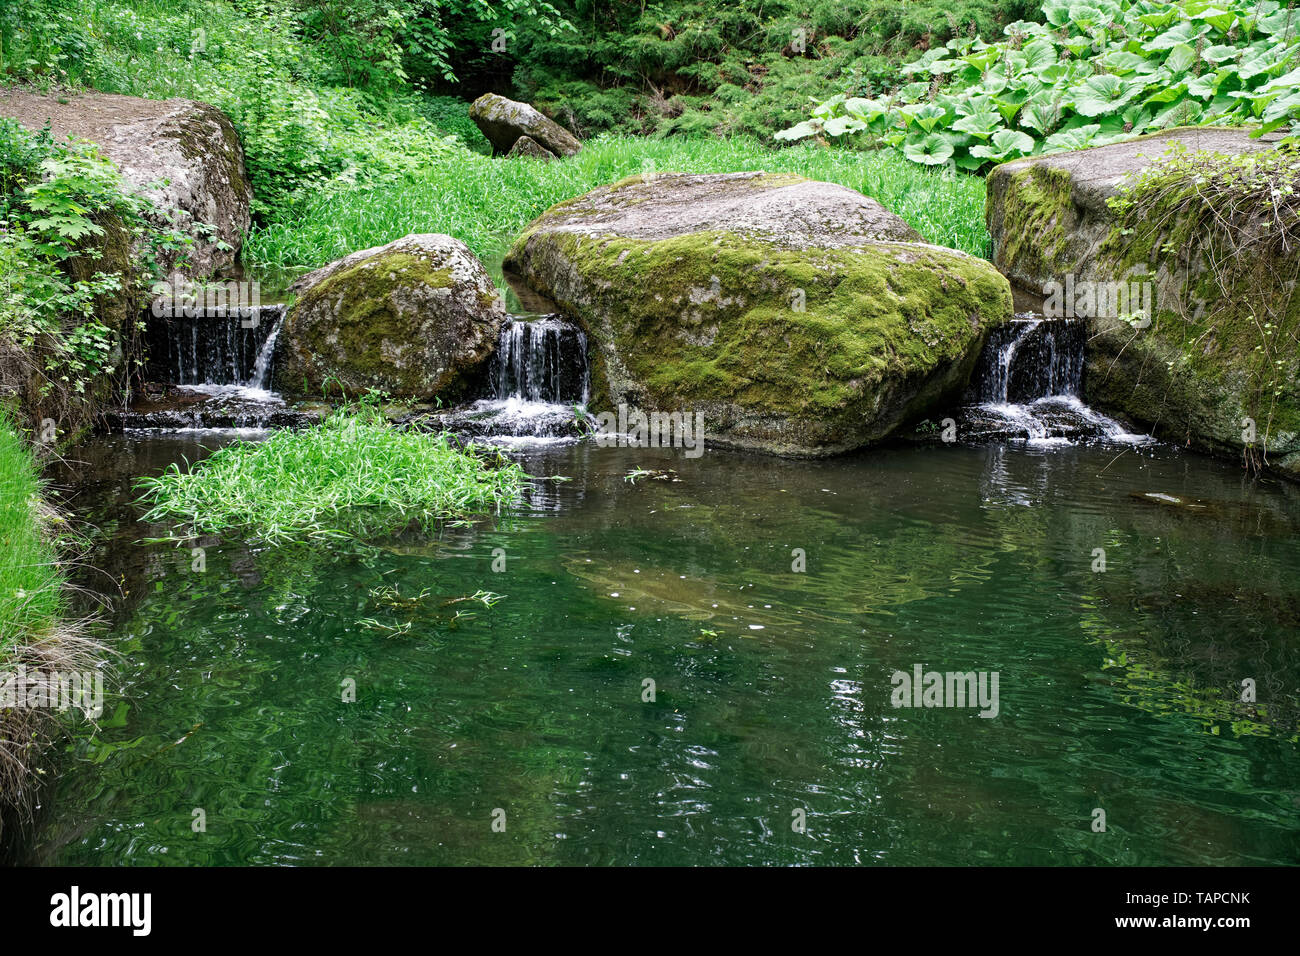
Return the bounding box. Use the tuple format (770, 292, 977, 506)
(1096, 155, 1300, 450)
(989, 163, 1074, 280)
(61, 209, 135, 333)
(509, 228, 1010, 450)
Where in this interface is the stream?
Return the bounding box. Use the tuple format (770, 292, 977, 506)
(5, 283, 1299, 866)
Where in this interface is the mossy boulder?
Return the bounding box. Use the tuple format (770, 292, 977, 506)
(277, 235, 506, 402)
(987, 128, 1299, 476)
(0, 89, 252, 279)
(505, 172, 1012, 456)
(470, 93, 581, 158)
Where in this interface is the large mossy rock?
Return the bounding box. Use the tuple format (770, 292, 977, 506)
(987, 128, 1300, 476)
(505, 171, 1012, 456)
(470, 93, 581, 157)
(278, 235, 506, 402)
(0, 89, 252, 279)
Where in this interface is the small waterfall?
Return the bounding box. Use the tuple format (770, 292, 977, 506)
(491, 317, 590, 404)
(144, 304, 285, 391)
(964, 317, 1147, 444)
(435, 315, 593, 444)
(971, 319, 1085, 404)
(249, 313, 283, 391)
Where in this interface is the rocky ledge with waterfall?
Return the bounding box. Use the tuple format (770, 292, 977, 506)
(987, 127, 1300, 478)
(504, 171, 1013, 457)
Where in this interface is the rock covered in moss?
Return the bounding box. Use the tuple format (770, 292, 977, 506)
(0, 89, 252, 279)
(986, 128, 1299, 476)
(507, 135, 556, 160)
(470, 93, 581, 157)
(505, 171, 1011, 456)
(277, 235, 506, 402)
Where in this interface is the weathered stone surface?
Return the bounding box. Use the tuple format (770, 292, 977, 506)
(470, 93, 581, 157)
(986, 128, 1299, 476)
(507, 135, 556, 160)
(0, 88, 252, 280)
(277, 234, 506, 402)
(506, 171, 1011, 456)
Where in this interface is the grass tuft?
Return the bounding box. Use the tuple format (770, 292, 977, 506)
(135, 404, 529, 545)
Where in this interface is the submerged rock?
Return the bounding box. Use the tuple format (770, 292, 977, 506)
(106, 385, 319, 431)
(277, 234, 506, 402)
(505, 171, 1011, 456)
(0, 89, 252, 279)
(986, 128, 1299, 477)
(470, 93, 582, 157)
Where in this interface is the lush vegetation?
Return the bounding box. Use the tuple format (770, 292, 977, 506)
(0, 418, 62, 662)
(780, 0, 1300, 169)
(0, 118, 180, 406)
(244, 135, 992, 269)
(136, 403, 529, 544)
(0, 0, 1039, 223)
(509, 0, 1040, 140)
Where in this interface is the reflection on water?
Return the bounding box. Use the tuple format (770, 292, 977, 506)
(11, 434, 1300, 865)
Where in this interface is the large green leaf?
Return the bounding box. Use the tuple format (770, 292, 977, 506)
(1151, 97, 1204, 128)
(902, 134, 955, 165)
(1044, 123, 1101, 151)
(1105, 50, 1158, 74)
(1191, 7, 1239, 34)
(1073, 75, 1143, 116)
(1042, 1, 1072, 27)
(822, 116, 868, 137)
(1163, 43, 1198, 75)
(951, 110, 1003, 138)
(970, 128, 1035, 160)
(1147, 21, 1206, 51)
(1022, 39, 1059, 73)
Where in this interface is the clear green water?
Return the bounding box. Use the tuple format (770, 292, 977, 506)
(15, 437, 1300, 865)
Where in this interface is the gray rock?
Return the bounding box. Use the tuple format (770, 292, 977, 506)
(278, 234, 507, 402)
(505, 171, 1011, 457)
(0, 89, 253, 280)
(507, 135, 556, 160)
(986, 127, 1299, 477)
(470, 93, 581, 157)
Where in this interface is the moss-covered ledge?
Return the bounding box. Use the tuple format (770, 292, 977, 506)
(986, 128, 1300, 477)
(507, 175, 1012, 456)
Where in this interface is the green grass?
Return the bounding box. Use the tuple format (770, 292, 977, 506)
(0, 419, 62, 663)
(242, 135, 991, 272)
(136, 405, 529, 545)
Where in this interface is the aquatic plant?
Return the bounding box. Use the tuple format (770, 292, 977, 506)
(136, 403, 529, 544)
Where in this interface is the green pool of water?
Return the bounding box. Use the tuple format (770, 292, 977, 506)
(14, 436, 1300, 865)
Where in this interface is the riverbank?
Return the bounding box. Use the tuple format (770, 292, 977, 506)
(0, 418, 102, 838)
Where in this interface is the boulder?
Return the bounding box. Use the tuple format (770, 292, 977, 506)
(470, 93, 581, 158)
(507, 135, 556, 160)
(0, 89, 252, 279)
(277, 234, 506, 402)
(987, 128, 1300, 476)
(505, 171, 1012, 456)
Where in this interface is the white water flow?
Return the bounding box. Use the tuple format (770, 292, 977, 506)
(971, 318, 1149, 444)
(150, 306, 286, 403)
(446, 317, 592, 442)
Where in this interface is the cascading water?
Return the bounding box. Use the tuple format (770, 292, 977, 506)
(114, 304, 299, 432)
(964, 317, 1148, 444)
(438, 316, 593, 444)
(491, 317, 590, 404)
(144, 304, 285, 396)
